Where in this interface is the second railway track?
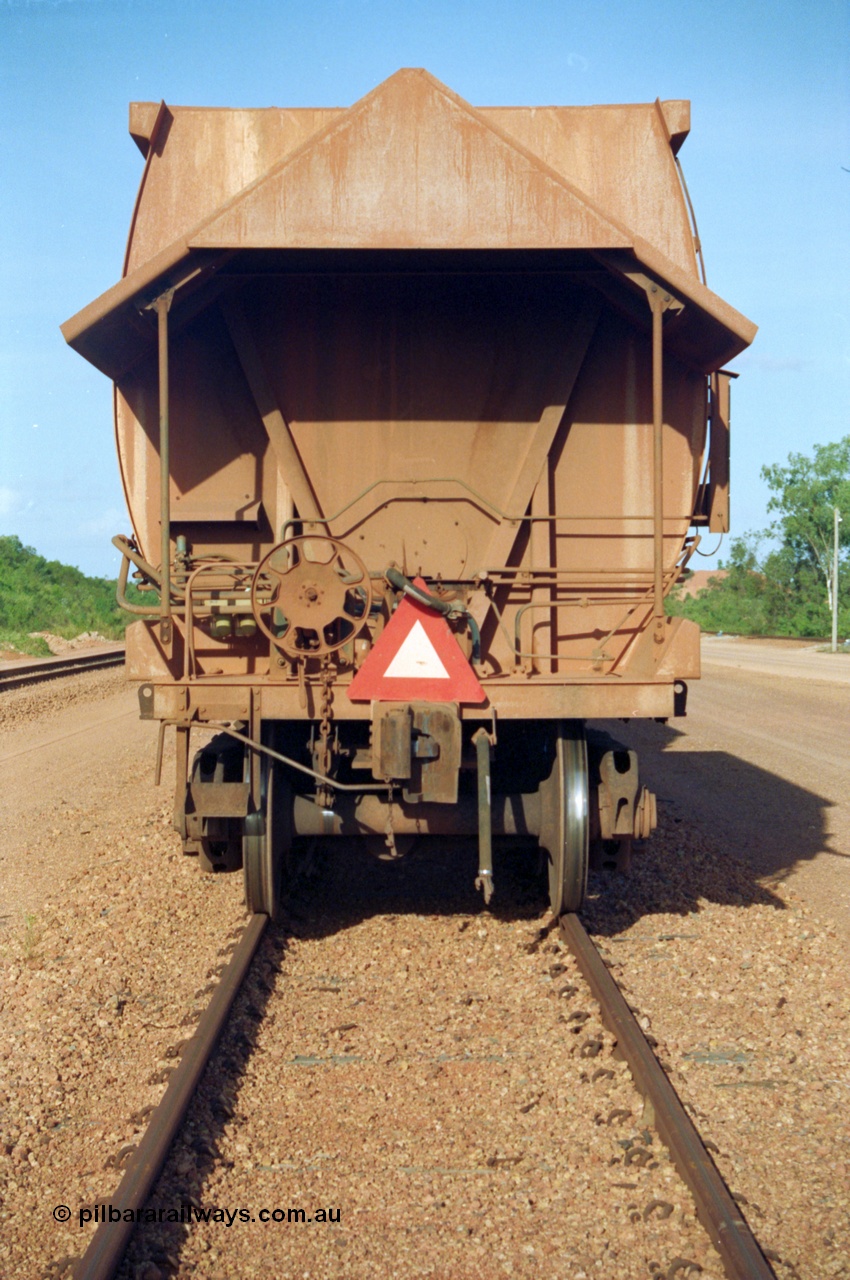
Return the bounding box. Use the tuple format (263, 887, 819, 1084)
(65, 857, 777, 1280)
(0, 649, 125, 692)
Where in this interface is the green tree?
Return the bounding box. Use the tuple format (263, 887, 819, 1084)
(670, 534, 785, 634)
(669, 436, 850, 637)
(761, 436, 850, 614)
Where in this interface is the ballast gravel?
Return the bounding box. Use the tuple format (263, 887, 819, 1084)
(0, 682, 847, 1278)
(123, 844, 727, 1280)
(582, 807, 850, 1280)
(0, 665, 128, 731)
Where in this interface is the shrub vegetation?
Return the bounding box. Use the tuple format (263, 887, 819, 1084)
(669, 436, 850, 638)
(0, 535, 141, 656)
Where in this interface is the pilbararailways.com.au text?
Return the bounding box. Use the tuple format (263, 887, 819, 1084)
(76, 1204, 340, 1228)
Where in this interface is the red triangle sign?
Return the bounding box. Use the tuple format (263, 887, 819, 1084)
(348, 579, 486, 703)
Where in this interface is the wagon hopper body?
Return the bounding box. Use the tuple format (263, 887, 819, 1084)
(63, 69, 756, 914)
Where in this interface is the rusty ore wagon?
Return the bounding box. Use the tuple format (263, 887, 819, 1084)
(62, 69, 756, 916)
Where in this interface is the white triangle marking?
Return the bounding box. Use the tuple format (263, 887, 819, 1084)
(383, 620, 451, 679)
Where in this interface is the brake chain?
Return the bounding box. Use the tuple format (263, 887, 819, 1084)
(316, 658, 335, 807)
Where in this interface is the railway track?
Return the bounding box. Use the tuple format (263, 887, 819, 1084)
(0, 649, 125, 692)
(72, 913, 267, 1280)
(67, 907, 776, 1280)
(559, 915, 776, 1280)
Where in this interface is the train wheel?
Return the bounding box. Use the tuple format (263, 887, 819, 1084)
(538, 721, 589, 915)
(243, 759, 291, 920)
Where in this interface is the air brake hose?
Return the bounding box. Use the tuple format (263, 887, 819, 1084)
(384, 566, 481, 663)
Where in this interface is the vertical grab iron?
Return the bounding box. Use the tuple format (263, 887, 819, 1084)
(154, 289, 174, 647)
(473, 728, 494, 904)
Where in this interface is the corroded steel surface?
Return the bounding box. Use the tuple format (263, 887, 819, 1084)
(62, 70, 755, 376)
(61, 68, 756, 714)
(125, 92, 695, 274)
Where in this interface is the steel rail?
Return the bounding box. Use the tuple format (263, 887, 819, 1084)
(0, 649, 125, 692)
(72, 912, 268, 1280)
(559, 913, 777, 1280)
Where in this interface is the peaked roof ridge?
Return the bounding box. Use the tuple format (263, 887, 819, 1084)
(407, 68, 641, 245)
(410, 70, 750, 336)
(181, 69, 422, 246)
(187, 65, 634, 253)
(62, 69, 757, 376)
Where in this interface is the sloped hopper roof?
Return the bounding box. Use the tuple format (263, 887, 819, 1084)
(62, 68, 756, 377)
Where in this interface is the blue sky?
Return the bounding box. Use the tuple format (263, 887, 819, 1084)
(1, 0, 848, 577)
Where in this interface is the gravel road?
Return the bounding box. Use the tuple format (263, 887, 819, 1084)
(700, 635, 850, 684)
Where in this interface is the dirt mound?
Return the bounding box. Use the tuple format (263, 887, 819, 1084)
(27, 630, 113, 655)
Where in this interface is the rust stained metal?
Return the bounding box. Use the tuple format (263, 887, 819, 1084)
(487, 98, 695, 274)
(708, 371, 732, 533)
(187, 70, 633, 253)
(63, 69, 754, 716)
(123, 99, 171, 277)
(221, 296, 322, 523)
(126, 95, 694, 271)
(62, 70, 755, 380)
(153, 290, 174, 647)
(126, 102, 344, 268)
(61, 245, 229, 380)
(530, 462, 553, 675)
(468, 297, 602, 629)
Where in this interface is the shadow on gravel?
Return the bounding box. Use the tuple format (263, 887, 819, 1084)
(286, 835, 548, 932)
(581, 716, 839, 938)
(614, 716, 840, 877)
